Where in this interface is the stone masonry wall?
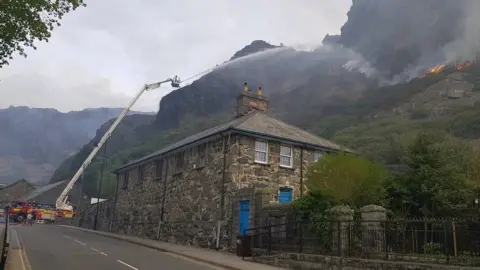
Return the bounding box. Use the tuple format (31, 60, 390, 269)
(227, 135, 323, 247)
(110, 135, 231, 249)
(85, 132, 328, 252)
(230, 135, 319, 201)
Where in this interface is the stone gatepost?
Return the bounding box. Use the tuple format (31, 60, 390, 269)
(359, 205, 387, 255)
(327, 205, 354, 256)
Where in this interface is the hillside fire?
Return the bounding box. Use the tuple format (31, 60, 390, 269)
(420, 60, 476, 78)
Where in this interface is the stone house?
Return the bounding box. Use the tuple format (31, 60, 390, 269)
(108, 83, 350, 250)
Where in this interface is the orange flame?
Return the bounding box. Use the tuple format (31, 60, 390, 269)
(424, 64, 445, 76)
(420, 60, 476, 78)
(456, 60, 472, 71)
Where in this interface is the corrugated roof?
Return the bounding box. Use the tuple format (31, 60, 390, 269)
(113, 111, 350, 172)
(23, 181, 67, 201)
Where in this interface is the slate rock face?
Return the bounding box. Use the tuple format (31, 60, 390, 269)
(338, 0, 468, 79)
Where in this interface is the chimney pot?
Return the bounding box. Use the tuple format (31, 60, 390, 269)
(257, 86, 263, 96)
(244, 82, 248, 92)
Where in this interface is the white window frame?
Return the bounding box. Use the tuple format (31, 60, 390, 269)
(314, 151, 323, 162)
(254, 140, 269, 164)
(279, 145, 293, 168)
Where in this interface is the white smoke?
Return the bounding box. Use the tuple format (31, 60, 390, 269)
(442, 0, 480, 64)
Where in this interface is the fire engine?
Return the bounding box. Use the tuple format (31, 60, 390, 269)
(8, 201, 34, 222)
(34, 203, 56, 224)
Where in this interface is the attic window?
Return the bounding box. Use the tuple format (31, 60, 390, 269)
(254, 140, 268, 164)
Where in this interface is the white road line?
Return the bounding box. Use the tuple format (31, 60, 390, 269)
(62, 235, 71, 239)
(91, 247, 108, 256)
(12, 229, 26, 270)
(12, 228, 21, 248)
(13, 228, 31, 270)
(74, 239, 86, 246)
(117, 260, 139, 270)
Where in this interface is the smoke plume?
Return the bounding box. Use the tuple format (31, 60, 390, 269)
(336, 0, 480, 82)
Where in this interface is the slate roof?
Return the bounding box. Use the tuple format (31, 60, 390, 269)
(113, 111, 351, 173)
(23, 180, 67, 202)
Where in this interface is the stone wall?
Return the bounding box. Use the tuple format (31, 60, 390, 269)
(230, 135, 318, 200)
(81, 132, 327, 251)
(253, 253, 472, 270)
(110, 135, 230, 248)
(77, 200, 114, 231)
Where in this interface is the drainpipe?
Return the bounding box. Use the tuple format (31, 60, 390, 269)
(109, 173, 120, 231)
(157, 157, 168, 240)
(300, 145, 306, 196)
(217, 132, 230, 250)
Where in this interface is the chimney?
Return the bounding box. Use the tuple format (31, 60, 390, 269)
(235, 82, 269, 118)
(244, 82, 249, 92)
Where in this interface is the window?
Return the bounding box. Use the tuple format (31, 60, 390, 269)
(122, 171, 129, 189)
(279, 145, 293, 168)
(155, 159, 163, 180)
(197, 144, 206, 167)
(314, 151, 323, 162)
(278, 187, 293, 203)
(138, 165, 145, 183)
(175, 152, 184, 172)
(254, 140, 268, 164)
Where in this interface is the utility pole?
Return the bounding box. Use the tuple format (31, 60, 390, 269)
(93, 140, 108, 230)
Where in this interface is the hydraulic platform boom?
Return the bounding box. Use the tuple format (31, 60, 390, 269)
(55, 76, 181, 210)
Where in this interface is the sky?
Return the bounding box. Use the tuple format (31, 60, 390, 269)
(0, 0, 351, 112)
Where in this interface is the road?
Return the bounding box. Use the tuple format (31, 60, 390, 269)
(9, 224, 223, 270)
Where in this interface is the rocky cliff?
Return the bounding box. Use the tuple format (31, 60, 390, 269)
(337, 0, 479, 81)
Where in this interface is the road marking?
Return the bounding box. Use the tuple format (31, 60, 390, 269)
(91, 247, 108, 256)
(74, 239, 86, 246)
(13, 230, 26, 270)
(13, 228, 31, 270)
(62, 235, 71, 239)
(117, 260, 139, 270)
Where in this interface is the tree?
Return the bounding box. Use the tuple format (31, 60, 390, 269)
(0, 0, 85, 67)
(306, 152, 388, 208)
(386, 132, 473, 218)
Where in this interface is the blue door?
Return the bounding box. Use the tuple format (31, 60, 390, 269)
(238, 200, 250, 235)
(279, 187, 293, 203)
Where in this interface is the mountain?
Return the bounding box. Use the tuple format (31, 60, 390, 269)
(50, 1, 480, 198)
(337, 0, 480, 82)
(0, 107, 151, 184)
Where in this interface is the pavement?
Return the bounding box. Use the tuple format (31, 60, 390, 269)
(4, 224, 286, 270)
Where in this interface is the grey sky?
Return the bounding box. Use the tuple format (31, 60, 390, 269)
(0, 0, 351, 112)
